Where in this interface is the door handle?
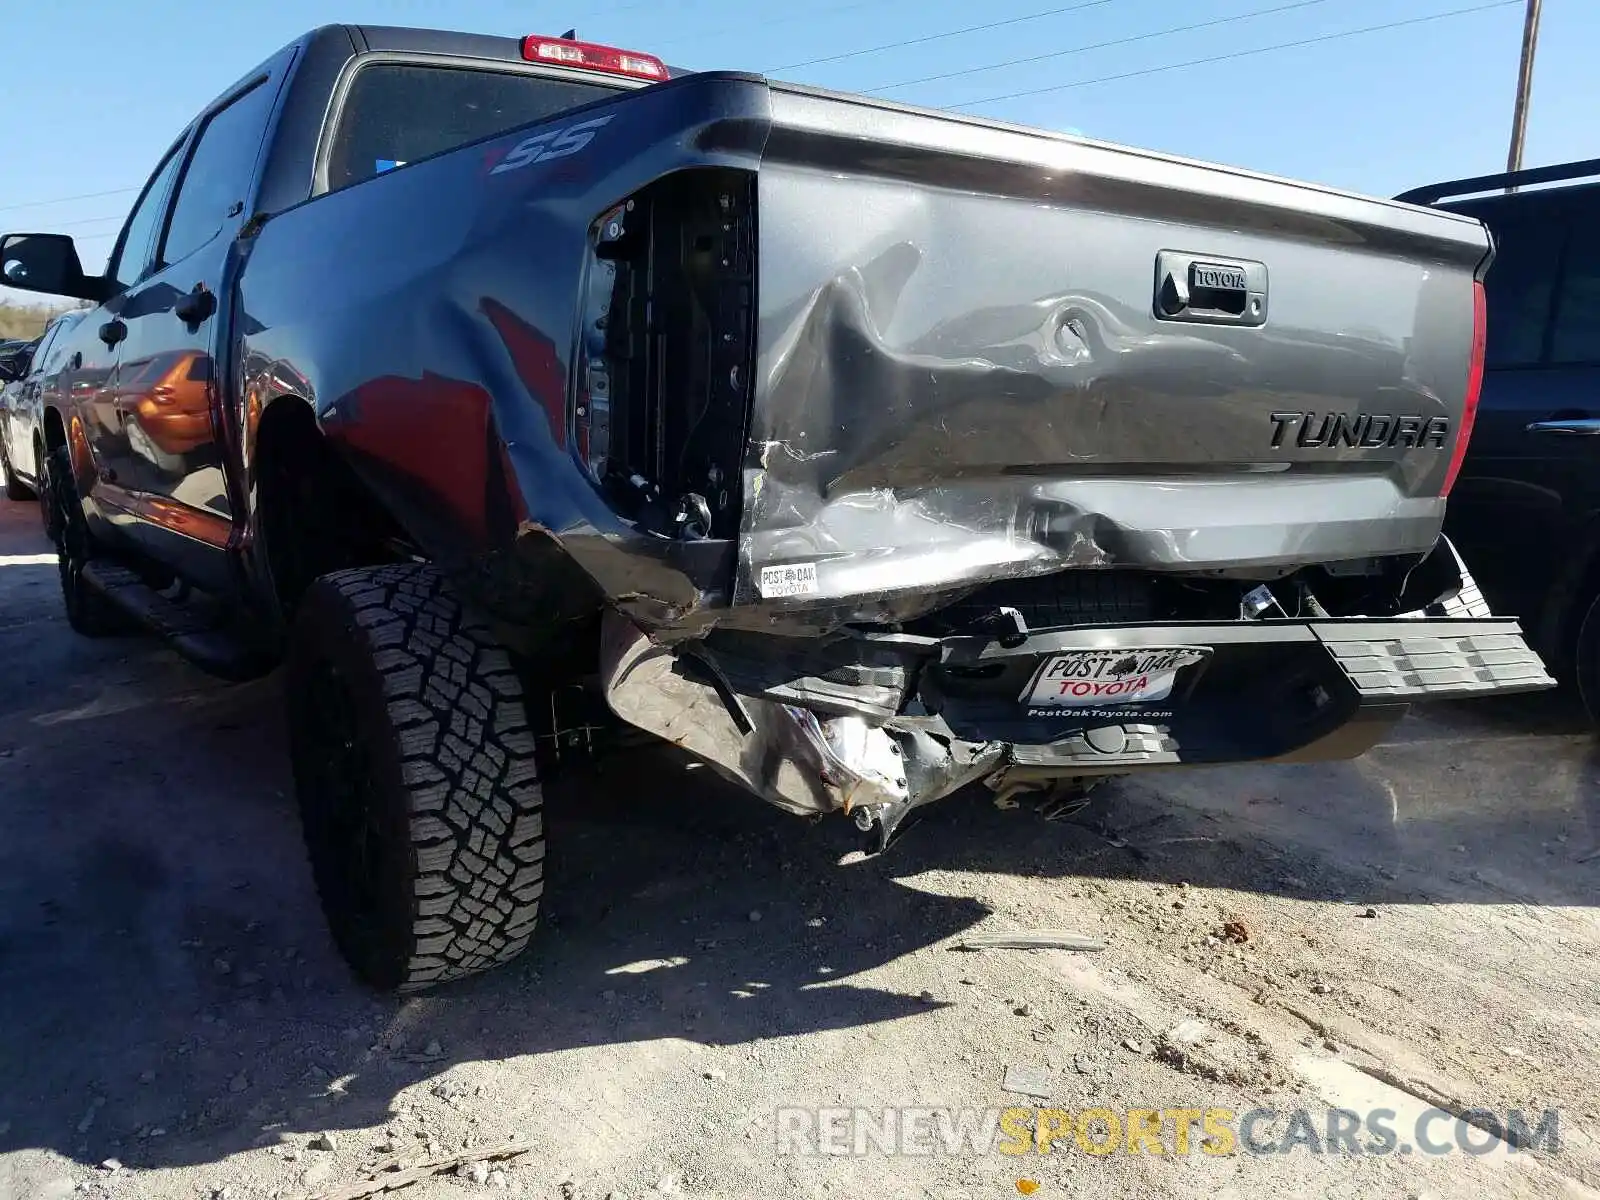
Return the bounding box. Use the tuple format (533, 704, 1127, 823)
(173, 282, 215, 325)
(98, 319, 126, 347)
(1526, 418, 1600, 436)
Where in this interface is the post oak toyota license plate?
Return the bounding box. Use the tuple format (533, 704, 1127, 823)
(1024, 646, 1211, 708)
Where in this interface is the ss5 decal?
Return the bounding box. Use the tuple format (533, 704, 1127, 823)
(490, 115, 615, 176)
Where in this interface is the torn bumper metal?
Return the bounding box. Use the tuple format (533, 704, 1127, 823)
(600, 609, 1554, 835)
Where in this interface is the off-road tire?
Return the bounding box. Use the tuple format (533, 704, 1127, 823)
(46, 446, 128, 637)
(286, 563, 546, 991)
(1, 439, 32, 501)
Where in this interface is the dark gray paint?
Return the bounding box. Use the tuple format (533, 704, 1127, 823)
(736, 83, 1491, 613)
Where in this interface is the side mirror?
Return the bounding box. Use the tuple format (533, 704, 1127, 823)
(0, 233, 106, 302)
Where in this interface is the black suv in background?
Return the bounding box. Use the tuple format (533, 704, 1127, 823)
(1401, 160, 1600, 716)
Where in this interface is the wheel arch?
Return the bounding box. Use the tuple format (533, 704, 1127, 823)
(246, 392, 411, 631)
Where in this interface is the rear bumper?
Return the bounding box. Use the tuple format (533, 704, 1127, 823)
(601, 610, 1553, 833)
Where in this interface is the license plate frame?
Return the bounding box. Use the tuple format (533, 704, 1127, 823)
(1022, 645, 1212, 709)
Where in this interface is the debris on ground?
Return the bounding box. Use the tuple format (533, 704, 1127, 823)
(1038, 793, 1093, 822)
(295, 1140, 535, 1200)
(1219, 918, 1251, 944)
(309, 1132, 338, 1152)
(951, 929, 1107, 953)
(1001, 1064, 1054, 1099)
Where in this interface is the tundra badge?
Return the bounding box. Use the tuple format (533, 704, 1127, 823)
(1269, 411, 1451, 450)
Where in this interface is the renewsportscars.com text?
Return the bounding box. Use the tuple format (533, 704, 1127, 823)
(774, 1105, 1561, 1157)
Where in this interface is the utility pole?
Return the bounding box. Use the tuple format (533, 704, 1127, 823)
(1505, 0, 1543, 188)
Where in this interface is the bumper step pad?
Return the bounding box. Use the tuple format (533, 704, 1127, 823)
(1314, 622, 1556, 701)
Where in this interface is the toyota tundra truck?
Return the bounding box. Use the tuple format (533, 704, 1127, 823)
(0, 23, 1554, 992)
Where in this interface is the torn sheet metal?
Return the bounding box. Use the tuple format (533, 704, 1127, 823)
(780, 708, 908, 813)
(599, 611, 1001, 821)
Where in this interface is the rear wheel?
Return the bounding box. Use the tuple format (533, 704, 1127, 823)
(45, 446, 127, 637)
(286, 563, 546, 991)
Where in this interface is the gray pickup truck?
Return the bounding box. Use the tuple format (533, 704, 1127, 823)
(0, 23, 1553, 991)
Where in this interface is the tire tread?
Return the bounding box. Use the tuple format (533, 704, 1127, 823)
(297, 563, 543, 991)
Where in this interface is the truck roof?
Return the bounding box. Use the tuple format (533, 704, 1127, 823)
(347, 24, 528, 62)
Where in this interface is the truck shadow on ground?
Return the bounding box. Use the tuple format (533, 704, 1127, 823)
(2, 601, 1597, 1172)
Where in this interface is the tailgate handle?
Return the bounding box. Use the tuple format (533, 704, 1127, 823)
(1154, 251, 1267, 328)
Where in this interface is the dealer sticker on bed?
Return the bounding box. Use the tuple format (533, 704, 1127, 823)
(1024, 646, 1210, 708)
(759, 562, 820, 599)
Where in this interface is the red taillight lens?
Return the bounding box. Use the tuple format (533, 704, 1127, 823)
(1440, 278, 1486, 498)
(521, 35, 668, 81)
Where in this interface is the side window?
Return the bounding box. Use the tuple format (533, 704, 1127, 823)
(40, 318, 83, 370)
(110, 148, 185, 290)
(1478, 213, 1563, 369)
(160, 78, 275, 268)
(28, 325, 60, 372)
(1549, 222, 1600, 366)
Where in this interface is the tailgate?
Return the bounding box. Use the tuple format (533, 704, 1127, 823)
(736, 83, 1492, 607)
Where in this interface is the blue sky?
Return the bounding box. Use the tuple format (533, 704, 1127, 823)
(0, 0, 1592, 286)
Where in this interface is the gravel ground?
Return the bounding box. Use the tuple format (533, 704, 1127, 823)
(2, 498, 1599, 1200)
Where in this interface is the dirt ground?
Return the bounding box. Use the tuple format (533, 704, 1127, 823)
(2, 497, 1598, 1200)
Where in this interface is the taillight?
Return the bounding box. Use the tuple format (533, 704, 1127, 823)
(1440, 278, 1485, 498)
(521, 35, 668, 81)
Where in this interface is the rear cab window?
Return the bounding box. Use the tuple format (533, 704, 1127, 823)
(323, 61, 626, 193)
